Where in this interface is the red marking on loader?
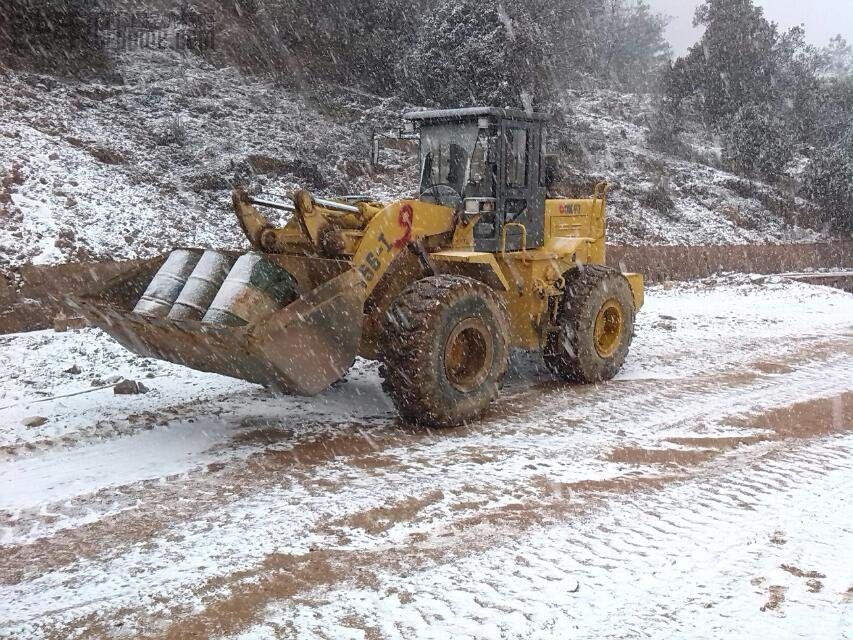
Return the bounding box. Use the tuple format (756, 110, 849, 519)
(393, 204, 413, 249)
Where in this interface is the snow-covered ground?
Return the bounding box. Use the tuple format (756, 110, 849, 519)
(0, 276, 851, 639)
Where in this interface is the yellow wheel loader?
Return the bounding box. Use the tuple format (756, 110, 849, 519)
(68, 108, 643, 427)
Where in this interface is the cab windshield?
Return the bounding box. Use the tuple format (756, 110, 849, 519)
(419, 123, 484, 197)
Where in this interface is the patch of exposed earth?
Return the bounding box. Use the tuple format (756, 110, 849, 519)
(0, 277, 851, 639)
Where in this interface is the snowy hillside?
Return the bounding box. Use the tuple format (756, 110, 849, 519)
(0, 49, 413, 273)
(559, 90, 827, 245)
(0, 49, 829, 275)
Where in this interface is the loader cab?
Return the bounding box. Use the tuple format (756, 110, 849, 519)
(404, 107, 550, 252)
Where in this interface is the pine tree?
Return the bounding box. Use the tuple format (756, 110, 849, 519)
(674, 0, 777, 122)
(824, 35, 853, 79)
(594, 0, 671, 91)
(398, 0, 550, 108)
(801, 145, 853, 233)
(721, 104, 793, 181)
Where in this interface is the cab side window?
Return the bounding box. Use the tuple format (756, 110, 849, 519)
(504, 127, 527, 187)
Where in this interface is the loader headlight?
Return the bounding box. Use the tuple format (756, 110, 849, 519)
(463, 198, 497, 214)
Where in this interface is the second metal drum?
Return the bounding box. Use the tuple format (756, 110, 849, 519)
(167, 250, 236, 321)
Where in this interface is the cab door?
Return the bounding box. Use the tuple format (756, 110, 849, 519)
(499, 120, 544, 251)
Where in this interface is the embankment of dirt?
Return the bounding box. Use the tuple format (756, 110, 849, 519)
(0, 258, 153, 333)
(605, 241, 853, 281)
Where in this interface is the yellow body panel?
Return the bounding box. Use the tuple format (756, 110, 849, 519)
(431, 250, 512, 292)
(353, 199, 455, 296)
(543, 197, 606, 265)
(233, 182, 642, 355)
(495, 254, 560, 349)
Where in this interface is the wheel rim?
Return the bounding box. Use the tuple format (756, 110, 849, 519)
(443, 317, 493, 392)
(593, 298, 624, 358)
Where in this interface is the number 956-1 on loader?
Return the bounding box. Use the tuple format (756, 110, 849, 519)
(68, 107, 644, 427)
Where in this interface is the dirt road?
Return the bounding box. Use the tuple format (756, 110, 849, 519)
(1, 275, 851, 639)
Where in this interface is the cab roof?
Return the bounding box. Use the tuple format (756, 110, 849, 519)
(403, 107, 550, 123)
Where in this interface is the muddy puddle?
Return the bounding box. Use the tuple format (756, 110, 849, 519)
(734, 391, 852, 438)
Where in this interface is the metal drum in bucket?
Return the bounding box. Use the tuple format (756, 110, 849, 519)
(168, 250, 236, 321)
(202, 252, 299, 326)
(132, 249, 201, 318)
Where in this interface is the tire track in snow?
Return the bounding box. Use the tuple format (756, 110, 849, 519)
(2, 361, 850, 638)
(2, 343, 848, 572)
(240, 433, 853, 640)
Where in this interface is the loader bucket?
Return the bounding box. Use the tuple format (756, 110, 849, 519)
(65, 259, 367, 396)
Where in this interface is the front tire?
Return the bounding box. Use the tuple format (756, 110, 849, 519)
(380, 275, 509, 427)
(544, 265, 635, 383)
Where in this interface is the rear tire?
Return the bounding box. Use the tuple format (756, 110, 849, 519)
(380, 275, 509, 427)
(544, 265, 635, 383)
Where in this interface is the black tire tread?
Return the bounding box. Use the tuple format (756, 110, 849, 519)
(544, 265, 635, 383)
(380, 275, 508, 427)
